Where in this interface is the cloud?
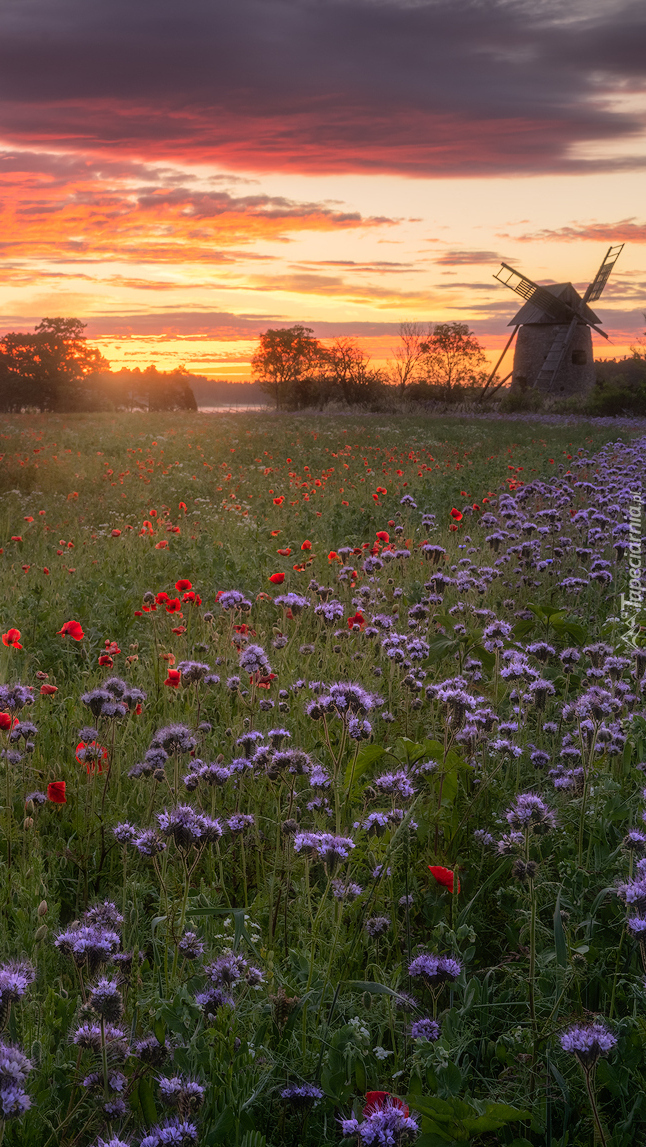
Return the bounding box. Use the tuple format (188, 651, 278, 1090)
(0, 149, 393, 266)
(0, 0, 644, 176)
(515, 219, 646, 242)
(434, 250, 502, 266)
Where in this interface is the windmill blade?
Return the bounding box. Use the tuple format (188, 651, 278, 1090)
(494, 263, 574, 323)
(582, 244, 624, 303)
(494, 261, 609, 339)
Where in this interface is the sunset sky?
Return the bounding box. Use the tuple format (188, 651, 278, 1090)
(1, 0, 645, 378)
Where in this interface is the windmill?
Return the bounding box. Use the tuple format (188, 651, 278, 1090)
(481, 245, 623, 399)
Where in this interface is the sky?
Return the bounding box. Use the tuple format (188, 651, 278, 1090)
(0, 0, 645, 379)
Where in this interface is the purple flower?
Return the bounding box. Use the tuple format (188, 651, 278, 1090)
(157, 805, 222, 848)
(280, 1083, 324, 1108)
(158, 1076, 205, 1113)
(204, 953, 248, 987)
(408, 953, 461, 987)
(365, 916, 391, 938)
(140, 1118, 199, 1147)
(0, 962, 35, 1007)
(506, 793, 556, 833)
(195, 987, 234, 1021)
(55, 925, 120, 971)
(559, 1022, 616, 1068)
(342, 1096, 419, 1144)
(410, 1017, 440, 1041)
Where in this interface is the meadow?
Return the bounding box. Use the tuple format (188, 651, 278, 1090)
(0, 410, 644, 1147)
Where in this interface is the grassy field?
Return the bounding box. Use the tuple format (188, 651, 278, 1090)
(0, 411, 644, 1147)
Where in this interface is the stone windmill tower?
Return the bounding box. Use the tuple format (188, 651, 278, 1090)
(484, 245, 623, 398)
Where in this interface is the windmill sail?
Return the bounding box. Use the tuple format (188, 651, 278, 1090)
(494, 264, 573, 322)
(582, 244, 624, 303)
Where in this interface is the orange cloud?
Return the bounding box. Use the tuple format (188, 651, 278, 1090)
(0, 152, 394, 268)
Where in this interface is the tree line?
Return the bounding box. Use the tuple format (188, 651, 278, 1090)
(251, 322, 487, 409)
(0, 319, 197, 412)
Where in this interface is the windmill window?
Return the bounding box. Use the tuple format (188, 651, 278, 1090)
(571, 349, 587, 365)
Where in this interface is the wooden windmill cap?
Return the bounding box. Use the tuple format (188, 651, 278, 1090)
(509, 282, 601, 326)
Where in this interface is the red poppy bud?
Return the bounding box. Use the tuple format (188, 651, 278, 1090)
(428, 865, 460, 893)
(47, 781, 66, 804)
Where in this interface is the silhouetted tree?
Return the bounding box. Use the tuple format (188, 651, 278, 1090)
(0, 318, 108, 411)
(421, 322, 486, 390)
(389, 321, 431, 393)
(251, 326, 325, 409)
(323, 337, 386, 405)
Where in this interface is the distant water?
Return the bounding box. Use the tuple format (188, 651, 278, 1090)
(199, 404, 271, 413)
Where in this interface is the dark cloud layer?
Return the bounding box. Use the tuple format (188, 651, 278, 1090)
(0, 0, 644, 175)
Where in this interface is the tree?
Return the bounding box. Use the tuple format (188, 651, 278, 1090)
(0, 317, 109, 411)
(324, 337, 386, 405)
(251, 326, 325, 409)
(421, 322, 486, 390)
(389, 321, 431, 393)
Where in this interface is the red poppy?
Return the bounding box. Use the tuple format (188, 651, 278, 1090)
(348, 612, 366, 630)
(43, 568, 50, 575)
(328, 551, 340, 562)
(269, 572, 285, 585)
(47, 781, 66, 804)
(178, 501, 187, 512)
(450, 508, 463, 521)
(376, 486, 387, 494)
(10, 536, 22, 542)
(40, 684, 58, 695)
(363, 1093, 409, 1117)
(270, 530, 281, 537)
(449, 524, 459, 532)
(301, 540, 312, 551)
(98, 654, 114, 667)
(155, 540, 169, 550)
(105, 641, 121, 655)
(376, 531, 389, 543)
(111, 529, 121, 537)
(277, 548, 292, 556)
(273, 496, 285, 505)
(165, 669, 181, 687)
(176, 579, 192, 591)
(58, 620, 84, 641)
(165, 598, 182, 614)
(2, 628, 23, 649)
(0, 713, 14, 731)
(76, 740, 108, 774)
(149, 509, 158, 518)
(171, 625, 187, 635)
(254, 672, 277, 689)
(428, 865, 460, 893)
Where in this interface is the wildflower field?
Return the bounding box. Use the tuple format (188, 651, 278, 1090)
(0, 410, 645, 1147)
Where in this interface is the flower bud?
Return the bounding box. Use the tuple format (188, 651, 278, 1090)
(24, 816, 34, 830)
(24, 799, 34, 815)
(37, 900, 48, 917)
(34, 924, 48, 941)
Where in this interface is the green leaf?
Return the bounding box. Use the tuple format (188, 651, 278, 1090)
(344, 980, 401, 999)
(345, 743, 385, 788)
(513, 619, 536, 639)
(425, 637, 460, 663)
(554, 887, 567, 968)
(137, 1076, 157, 1127)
